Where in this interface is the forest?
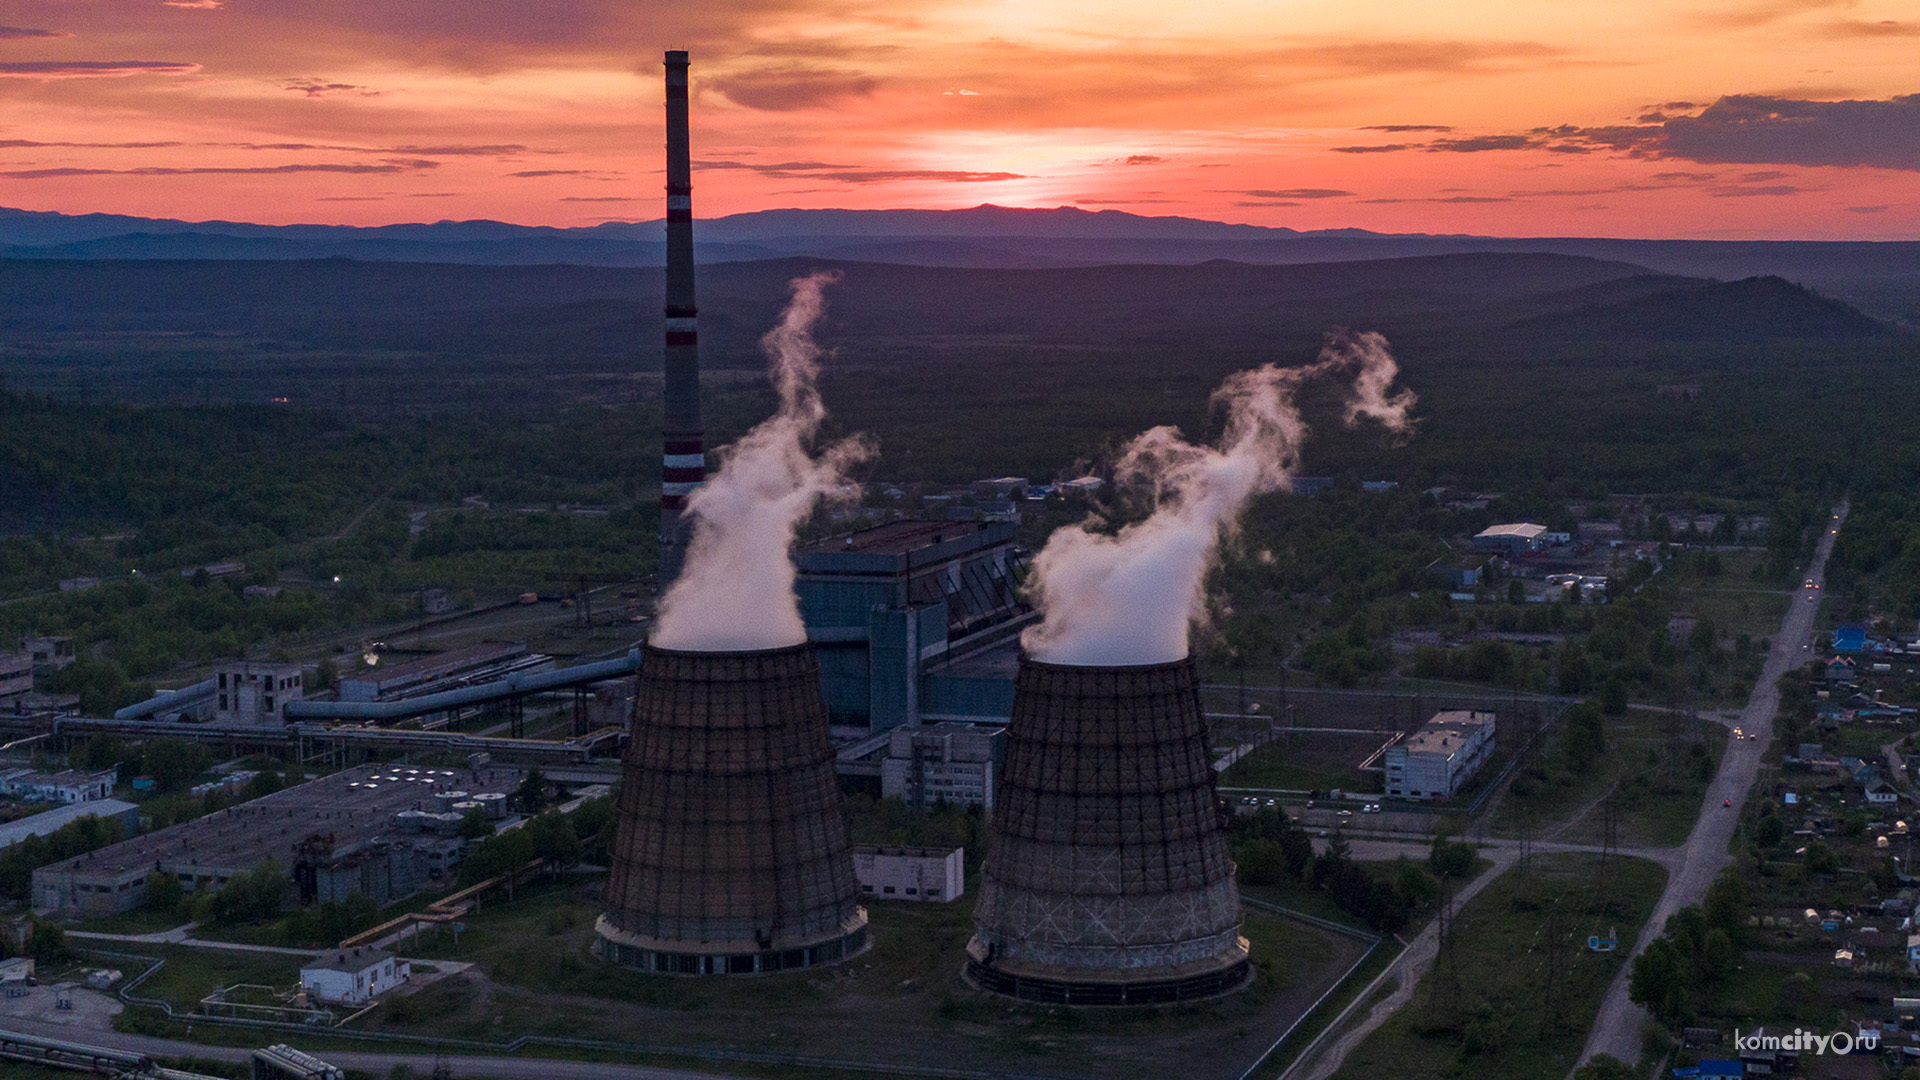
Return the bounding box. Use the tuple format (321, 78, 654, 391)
(0, 252, 1914, 710)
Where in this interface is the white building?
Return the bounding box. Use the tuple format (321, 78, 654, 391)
(1472, 523, 1549, 556)
(212, 661, 307, 725)
(1, 767, 117, 804)
(880, 723, 1003, 811)
(300, 946, 409, 1003)
(851, 845, 964, 903)
(1384, 711, 1497, 802)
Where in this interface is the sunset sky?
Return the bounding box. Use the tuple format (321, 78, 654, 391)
(0, 0, 1915, 238)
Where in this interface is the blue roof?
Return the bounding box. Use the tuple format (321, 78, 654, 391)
(1835, 624, 1869, 652)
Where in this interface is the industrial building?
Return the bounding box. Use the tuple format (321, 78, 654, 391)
(31, 762, 523, 915)
(1383, 710, 1498, 801)
(1472, 523, 1550, 555)
(879, 722, 1003, 811)
(0, 766, 117, 803)
(299, 946, 409, 1004)
(969, 657, 1251, 1005)
(212, 661, 309, 725)
(20, 636, 74, 673)
(0, 799, 138, 851)
(852, 846, 964, 903)
(597, 644, 868, 975)
(796, 519, 1029, 731)
(0, 651, 30, 700)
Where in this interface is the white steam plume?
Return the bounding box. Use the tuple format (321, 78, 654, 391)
(651, 271, 871, 651)
(1021, 330, 1415, 667)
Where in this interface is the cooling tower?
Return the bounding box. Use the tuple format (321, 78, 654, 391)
(595, 643, 868, 974)
(968, 655, 1250, 1004)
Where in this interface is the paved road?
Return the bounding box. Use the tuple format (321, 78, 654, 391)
(1571, 500, 1848, 1073)
(0, 1016, 729, 1080)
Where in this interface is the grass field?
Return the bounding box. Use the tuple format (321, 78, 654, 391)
(362, 872, 1370, 1080)
(1221, 731, 1394, 794)
(1491, 711, 1726, 848)
(1327, 852, 1668, 1080)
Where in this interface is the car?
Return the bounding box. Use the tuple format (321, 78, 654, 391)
(1318, 829, 1330, 838)
(1337, 809, 1353, 818)
(1805, 578, 1814, 587)
(1724, 798, 1733, 807)
(1732, 728, 1744, 738)
(1363, 803, 1381, 813)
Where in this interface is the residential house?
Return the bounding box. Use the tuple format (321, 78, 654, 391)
(1868, 780, 1900, 807)
(299, 946, 408, 1004)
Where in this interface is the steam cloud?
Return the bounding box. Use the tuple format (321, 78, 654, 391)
(650, 272, 870, 651)
(1021, 331, 1415, 667)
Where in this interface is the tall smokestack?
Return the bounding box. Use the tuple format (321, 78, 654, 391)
(660, 49, 703, 582)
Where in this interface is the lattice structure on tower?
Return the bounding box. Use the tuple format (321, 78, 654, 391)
(967, 656, 1251, 1005)
(595, 644, 868, 974)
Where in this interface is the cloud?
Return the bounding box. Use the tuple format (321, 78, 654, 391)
(1846, 204, 1890, 213)
(511, 169, 585, 177)
(1827, 19, 1920, 36)
(1234, 200, 1300, 207)
(162, 0, 224, 8)
(1332, 93, 1920, 171)
(1122, 154, 1163, 165)
(1709, 183, 1801, 196)
(0, 161, 438, 178)
(695, 158, 1024, 183)
(0, 60, 200, 79)
(1236, 187, 1353, 199)
(560, 195, 633, 201)
(0, 139, 184, 149)
(281, 80, 381, 97)
(707, 66, 878, 111)
(1361, 124, 1453, 132)
(1358, 195, 1512, 203)
(0, 26, 71, 39)
(1427, 134, 1540, 152)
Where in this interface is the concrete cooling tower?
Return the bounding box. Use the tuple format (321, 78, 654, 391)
(595, 644, 868, 974)
(968, 655, 1250, 1004)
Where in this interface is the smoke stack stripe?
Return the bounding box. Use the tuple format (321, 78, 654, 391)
(595, 643, 868, 974)
(660, 49, 704, 580)
(968, 655, 1250, 1004)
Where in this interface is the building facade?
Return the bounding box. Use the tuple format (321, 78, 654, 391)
(213, 661, 307, 725)
(1384, 711, 1498, 801)
(1472, 523, 1549, 556)
(300, 947, 408, 1003)
(879, 722, 1003, 811)
(852, 846, 964, 903)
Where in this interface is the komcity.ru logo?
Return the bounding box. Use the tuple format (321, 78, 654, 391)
(1733, 1027, 1879, 1055)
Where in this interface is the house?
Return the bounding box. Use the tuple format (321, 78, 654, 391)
(299, 946, 409, 1004)
(19, 636, 74, 672)
(1672, 1063, 1742, 1080)
(1828, 656, 1858, 682)
(1907, 932, 1920, 972)
(1, 768, 118, 804)
(1384, 711, 1498, 801)
(1868, 781, 1900, 806)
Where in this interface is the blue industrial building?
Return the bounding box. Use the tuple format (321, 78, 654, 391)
(795, 519, 1031, 732)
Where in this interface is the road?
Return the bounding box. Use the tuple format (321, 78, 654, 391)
(0, 1015, 731, 1080)
(1571, 500, 1848, 1073)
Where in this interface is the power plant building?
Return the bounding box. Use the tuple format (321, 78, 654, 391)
(879, 721, 1004, 811)
(596, 644, 868, 974)
(796, 519, 1028, 731)
(969, 656, 1251, 1005)
(1383, 710, 1497, 801)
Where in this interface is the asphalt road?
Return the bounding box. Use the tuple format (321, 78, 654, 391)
(0, 1016, 730, 1080)
(1571, 500, 1848, 1073)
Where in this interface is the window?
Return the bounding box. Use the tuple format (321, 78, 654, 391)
(219, 694, 228, 710)
(883, 886, 895, 894)
(905, 888, 917, 895)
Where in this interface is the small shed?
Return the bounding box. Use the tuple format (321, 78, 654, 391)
(298, 946, 408, 1004)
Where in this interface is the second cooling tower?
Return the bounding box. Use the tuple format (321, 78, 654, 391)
(968, 655, 1250, 1004)
(595, 643, 868, 974)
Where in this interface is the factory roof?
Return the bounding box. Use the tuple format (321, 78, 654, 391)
(798, 519, 996, 557)
(0, 800, 138, 850)
(349, 641, 528, 687)
(302, 945, 393, 974)
(1400, 711, 1496, 757)
(1474, 523, 1548, 541)
(35, 763, 523, 884)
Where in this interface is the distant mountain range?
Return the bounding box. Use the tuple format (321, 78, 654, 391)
(2, 203, 1917, 326)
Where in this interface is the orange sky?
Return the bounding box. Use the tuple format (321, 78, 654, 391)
(0, 0, 1915, 238)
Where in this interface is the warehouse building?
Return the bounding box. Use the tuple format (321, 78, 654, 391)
(1472, 523, 1550, 556)
(0, 799, 139, 851)
(31, 762, 522, 915)
(1383, 711, 1498, 801)
(852, 846, 964, 903)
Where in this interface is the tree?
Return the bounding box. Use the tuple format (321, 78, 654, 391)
(144, 870, 183, 915)
(1628, 937, 1687, 1025)
(1573, 1056, 1638, 1080)
(457, 808, 495, 840)
(1429, 833, 1475, 879)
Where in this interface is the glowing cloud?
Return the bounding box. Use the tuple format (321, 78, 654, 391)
(1021, 331, 1414, 667)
